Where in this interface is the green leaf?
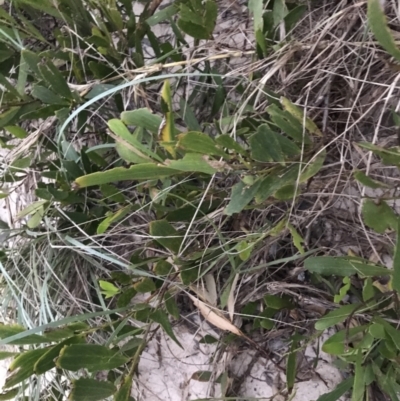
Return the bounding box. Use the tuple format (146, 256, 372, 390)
(114, 375, 133, 401)
(147, 4, 178, 26)
(316, 377, 354, 401)
(5, 125, 28, 139)
(99, 280, 120, 299)
(286, 338, 296, 392)
(362, 278, 375, 302)
(121, 108, 163, 134)
(166, 153, 219, 174)
(134, 278, 156, 293)
(177, 131, 227, 158)
(31, 85, 69, 105)
(249, 0, 266, 53)
(149, 219, 182, 254)
(0, 351, 17, 360)
(38, 61, 72, 100)
(304, 256, 391, 277)
(224, 179, 261, 215)
(352, 350, 365, 401)
(273, 0, 288, 27)
(43, 322, 89, 341)
(334, 277, 351, 303)
(0, 389, 19, 400)
(0, 323, 49, 345)
(117, 288, 137, 308)
(322, 326, 367, 355)
(267, 104, 311, 144)
(70, 378, 116, 401)
(392, 219, 400, 293)
(74, 164, 180, 188)
(237, 240, 254, 261)
(165, 291, 180, 319)
(250, 124, 300, 164)
(97, 206, 132, 235)
(191, 370, 213, 382)
(150, 309, 182, 347)
(315, 304, 359, 331)
(16, 200, 47, 220)
(57, 344, 129, 372)
(368, 0, 400, 62)
(281, 97, 321, 136)
(35, 336, 84, 375)
(362, 199, 397, 233)
(179, 98, 201, 131)
(215, 134, 246, 155)
(108, 119, 162, 162)
(354, 170, 389, 189)
(5, 347, 49, 389)
(264, 294, 294, 310)
(288, 224, 305, 254)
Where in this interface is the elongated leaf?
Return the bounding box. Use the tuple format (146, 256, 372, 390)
(250, 124, 300, 164)
(31, 85, 69, 105)
(368, 0, 400, 62)
(150, 309, 182, 347)
(108, 119, 161, 162)
(352, 350, 365, 401)
(5, 347, 49, 389)
(304, 256, 391, 277)
(97, 206, 132, 235)
(35, 336, 84, 375)
(57, 344, 128, 372)
(354, 170, 389, 189)
(316, 377, 354, 401)
(393, 219, 400, 293)
(74, 164, 179, 188)
(177, 131, 227, 158)
(215, 134, 246, 155)
(70, 378, 116, 401)
(322, 325, 368, 355)
(281, 97, 322, 136)
(224, 179, 261, 215)
(114, 374, 133, 401)
(249, 0, 265, 52)
(0, 389, 19, 400)
(160, 80, 176, 157)
(315, 304, 359, 331)
(166, 153, 219, 174)
(149, 219, 182, 253)
(0, 323, 49, 345)
(121, 108, 162, 133)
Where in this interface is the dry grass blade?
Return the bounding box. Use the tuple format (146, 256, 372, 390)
(187, 294, 243, 337)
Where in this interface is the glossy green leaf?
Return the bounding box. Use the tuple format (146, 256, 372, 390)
(149, 219, 182, 254)
(368, 0, 400, 62)
(304, 256, 391, 277)
(362, 199, 397, 233)
(57, 344, 129, 372)
(70, 378, 116, 401)
(315, 304, 359, 331)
